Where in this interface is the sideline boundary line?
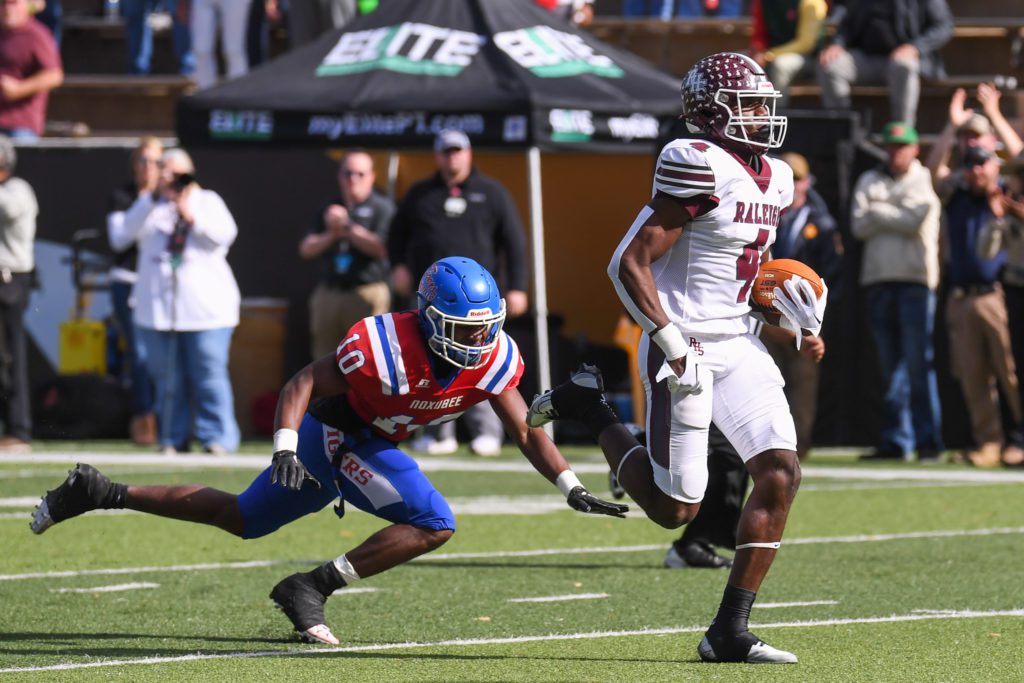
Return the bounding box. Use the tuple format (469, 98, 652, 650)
(4, 525, 1024, 582)
(2, 608, 1022, 674)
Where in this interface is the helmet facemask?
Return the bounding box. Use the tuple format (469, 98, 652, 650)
(422, 299, 506, 369)
(715, 85, 787, 152)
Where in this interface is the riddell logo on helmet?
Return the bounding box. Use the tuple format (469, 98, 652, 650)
(467, 308, 492, 318)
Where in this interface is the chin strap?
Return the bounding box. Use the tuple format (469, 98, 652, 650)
(735, 541, 782, 550)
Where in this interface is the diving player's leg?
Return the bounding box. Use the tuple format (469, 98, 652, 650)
(698, 334, 801, 664)
(527, 363, 701, 528)
(31, 464, 248, 537)
(271, 434, 456, 644)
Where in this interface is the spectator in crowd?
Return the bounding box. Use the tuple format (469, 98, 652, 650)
(535, 0, 593, 27)
(190, 0, 253, 89)
(622, 0, 742, 18)
(123, 0, 194, 76)
(299, 151, 394, 360)
(389, 130, 529, 457)
(0, 135, 34, 453)
(122, 148, 241, 454)
(246, 0, 282, 69)
(289, 0, 355, 49)
(106, 137, 163, 447)
(938, 144, 1024, 468)
(749, 0, 828, 107)
(760, 152, 838, 459)
(0, 0, 63, 140)
(817, 0, 953, 127)
(978, 155, 1024, 467)
(851, 122, 944, 462)
(926, 83, 1024, 189)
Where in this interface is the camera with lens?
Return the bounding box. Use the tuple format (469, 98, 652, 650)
(169, 172, 196, 192)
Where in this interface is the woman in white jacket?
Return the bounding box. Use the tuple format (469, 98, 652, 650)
(120, 148, 241, 454)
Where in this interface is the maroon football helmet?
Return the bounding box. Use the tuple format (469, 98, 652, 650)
(681, 52, 787, 154)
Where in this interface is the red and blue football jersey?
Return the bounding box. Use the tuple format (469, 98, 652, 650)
(336, 312, 524, 442)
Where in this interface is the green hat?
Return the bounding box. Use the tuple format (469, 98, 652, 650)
(883, 121, 919, 145)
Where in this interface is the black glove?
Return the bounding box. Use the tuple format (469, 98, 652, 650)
(566, 486, 629, 518)
(270, 450, 320, 491)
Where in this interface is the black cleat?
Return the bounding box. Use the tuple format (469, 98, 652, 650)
(665, 541, 733, 569)
(698, 627, 797, 664)
(527, 364, 609, 428)
(30, 463, 124, 535)
(270, 572, 340, 645)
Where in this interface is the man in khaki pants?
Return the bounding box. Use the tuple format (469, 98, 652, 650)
(300, 152, 395, 359)
(940, 145, 1024, 467)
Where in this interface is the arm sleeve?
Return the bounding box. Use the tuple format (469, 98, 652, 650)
(120, 193, 156, 246)
(370, 196, 396, 245)
(850, 172, 879, 240)
(107, 210, 131, 252)
(0, 179, 37, 222)
(653, 143, 717, 199)
(35, 26, 63, 71)
(913, 0, 954, 55)
(190, 191, 238, 247)
(493, 183, 529, 292)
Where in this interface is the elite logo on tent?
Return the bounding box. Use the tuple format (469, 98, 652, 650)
(317, 22, 624, 79)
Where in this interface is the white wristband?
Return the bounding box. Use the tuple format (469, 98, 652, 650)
(650, 324, 688, 361)
(273, 428, 298, 453)
(556, 470, 584, 498)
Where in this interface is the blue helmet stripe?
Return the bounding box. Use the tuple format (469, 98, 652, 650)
(375, 315, 399, 394)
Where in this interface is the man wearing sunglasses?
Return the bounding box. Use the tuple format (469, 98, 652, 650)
(299, 151, 395, 360)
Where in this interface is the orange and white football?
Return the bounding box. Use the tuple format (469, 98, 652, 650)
(750, 259, 824, 325)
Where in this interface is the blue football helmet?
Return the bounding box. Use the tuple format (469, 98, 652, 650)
(417, 257, 506, 369)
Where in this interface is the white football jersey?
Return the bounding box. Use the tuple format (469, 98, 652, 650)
(621, 137, 794, 336)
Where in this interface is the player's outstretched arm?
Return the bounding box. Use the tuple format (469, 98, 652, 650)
(492, 389, 628, 518)
(270, 354, 354, 491)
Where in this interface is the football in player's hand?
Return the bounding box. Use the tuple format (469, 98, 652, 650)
(751, 259, 824, 325)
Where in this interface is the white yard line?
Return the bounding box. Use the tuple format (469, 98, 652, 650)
(757, 600, 838, 609)
(4, 525, 1024, 582)
(508, 593, 608, 603)
(0, 497, 50, 507)
(1, 608, 1021, 674)
(0, 509, 131, 520)
(3, 453, 1024, 482)
(50, 582, 160, 594)
(0, 476, 1008, 520)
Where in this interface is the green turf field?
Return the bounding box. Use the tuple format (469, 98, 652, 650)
(1, 445, 1023, 681)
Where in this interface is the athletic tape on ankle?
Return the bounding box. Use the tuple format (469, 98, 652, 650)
(556, 470, 584, 498)
(273, 428, 298, 453)
(650, 324, 688, 361)
(735, 541, 782, 550)
(615, 445, 644, 483)
(332, 554, 361, 584)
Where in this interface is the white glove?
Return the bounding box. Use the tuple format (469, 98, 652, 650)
(773, 276, 828, 350)
(655, 356, 704, 395)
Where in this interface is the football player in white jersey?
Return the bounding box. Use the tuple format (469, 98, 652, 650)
(528, 52, 828, 664)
